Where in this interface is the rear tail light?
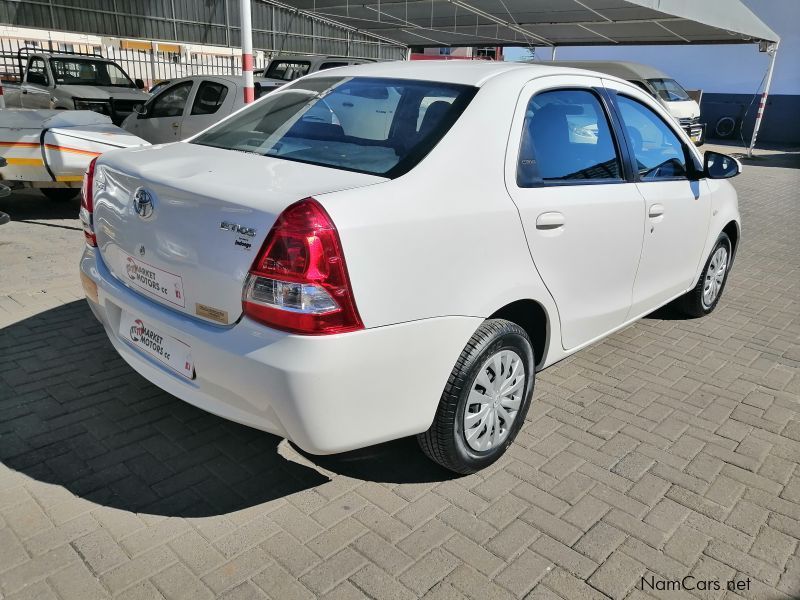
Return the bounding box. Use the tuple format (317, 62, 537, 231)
(79, 157, 98, 247)
(242, 198, 363, 335)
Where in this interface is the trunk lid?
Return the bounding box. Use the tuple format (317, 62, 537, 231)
(94, 142, 384, 325)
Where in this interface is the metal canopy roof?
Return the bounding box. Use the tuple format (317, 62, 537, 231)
(274, 0, 780, 48)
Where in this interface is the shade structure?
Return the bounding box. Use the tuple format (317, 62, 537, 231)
(270, 0, 779, 48)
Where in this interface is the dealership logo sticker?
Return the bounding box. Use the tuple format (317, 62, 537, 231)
(119, 312, 194, 379)
(123, 254, 186, 307)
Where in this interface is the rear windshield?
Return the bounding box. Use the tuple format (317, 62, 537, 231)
(265, 60, 311, 81)
(647, 78, 690, 102)
(192, 76, 476, 178)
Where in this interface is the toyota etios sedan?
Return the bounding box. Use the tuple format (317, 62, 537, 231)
(79, 62, 741, 473)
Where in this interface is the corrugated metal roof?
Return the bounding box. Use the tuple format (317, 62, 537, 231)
(0, 0, 407, 59)
(274, 0, 780, 47)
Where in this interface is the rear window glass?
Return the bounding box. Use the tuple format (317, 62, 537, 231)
(192, 76, 476, 178)
(265, 60, 311, 81)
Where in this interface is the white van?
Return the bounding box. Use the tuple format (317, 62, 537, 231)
(549, 61, 704, 144)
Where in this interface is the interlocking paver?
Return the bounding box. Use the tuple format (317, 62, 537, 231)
(1, 148, 799, 598)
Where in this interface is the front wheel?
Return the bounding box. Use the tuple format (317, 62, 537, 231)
(676, 232, 733, 317)
(418, 319, 535, 474)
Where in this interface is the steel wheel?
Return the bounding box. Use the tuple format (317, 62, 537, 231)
(463, 349, 525, 452)
(702, 246, 728, 308)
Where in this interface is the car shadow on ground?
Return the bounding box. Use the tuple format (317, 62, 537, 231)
(0, 188, 81, 223)
(0, 300, 460, 519)
(294, 438, 459, 485)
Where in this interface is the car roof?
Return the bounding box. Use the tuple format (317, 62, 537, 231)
(269, 54, 375, 63)
(546, 60, 670, 81)
(301, 60, 603, 87)
(46, 54, 112, 62)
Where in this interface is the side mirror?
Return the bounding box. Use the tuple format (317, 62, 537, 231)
(134, 103, 148, 116)
(135, 78, 145, 90)
(703, 151, 741, 179)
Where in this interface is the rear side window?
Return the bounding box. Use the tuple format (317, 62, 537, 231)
(517, 89, 622, 187)
(192, 76, 476, 178)
(319, 62, 349, 70)
(191, 81, 228, 115)
(616, 95, 687, 180)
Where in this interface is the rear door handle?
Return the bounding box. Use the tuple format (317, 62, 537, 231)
(171, 122, 180, 128)
(648, 204, 665, 218)
(536, 212, 565, 230)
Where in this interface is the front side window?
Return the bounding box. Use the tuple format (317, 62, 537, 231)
(517, 89, 622, 186)
(191, 81, 228, 115)
(265, 60, 311, 81)
(617, 95, 687, 180)
(647, 78, 690, 102)
(149, 81, 192, 118)
(192, 76, 476, 178)
(50, 59, 134, 87)
(27, 58, 48, 85)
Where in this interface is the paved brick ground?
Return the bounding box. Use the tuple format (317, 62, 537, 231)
(1, 145, 799, 600)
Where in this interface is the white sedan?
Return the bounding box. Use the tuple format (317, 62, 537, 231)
(79, 61, 741, 473)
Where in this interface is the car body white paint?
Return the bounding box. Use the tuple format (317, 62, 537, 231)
(80, 61, 740, 454)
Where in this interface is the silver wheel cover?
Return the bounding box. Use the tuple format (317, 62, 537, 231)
(702, 245, 729, 308)
(463, 349, 525, 452)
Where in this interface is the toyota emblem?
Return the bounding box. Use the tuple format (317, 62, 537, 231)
(133, 187, 154, 220)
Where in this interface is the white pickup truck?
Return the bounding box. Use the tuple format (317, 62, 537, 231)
(2, 48, 150, 125)
(0, 109, 148, 201)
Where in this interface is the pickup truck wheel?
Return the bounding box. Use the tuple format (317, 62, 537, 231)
(41, 188, 80, 202)
(676, 232, 732, 317)
(418, 319, 535, 474)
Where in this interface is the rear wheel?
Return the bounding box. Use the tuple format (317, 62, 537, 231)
(418, 319, 535, 474)
(41, 188, 80, 202)
(676, 232, 732, 317)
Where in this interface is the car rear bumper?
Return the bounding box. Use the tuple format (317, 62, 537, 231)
(80, 247, 480, 454)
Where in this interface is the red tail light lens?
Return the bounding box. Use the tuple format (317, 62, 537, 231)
(243, 198, 363, 335)
(79, 157, 98, 247)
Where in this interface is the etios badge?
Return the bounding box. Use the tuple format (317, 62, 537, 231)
(133, 187, 155, 220)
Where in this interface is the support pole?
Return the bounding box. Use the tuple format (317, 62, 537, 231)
(748, 41, 779, 158)
(240, 0, 255, 103)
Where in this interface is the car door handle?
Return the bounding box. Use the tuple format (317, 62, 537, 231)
(171, 122, 180, 128)
(536, 212, 565, 230)
(648, 204, 665, 218)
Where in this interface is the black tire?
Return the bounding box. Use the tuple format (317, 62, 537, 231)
(41, 188, 80, 202)
(418, 319, 536, 474)
(676, 232, 733, 318)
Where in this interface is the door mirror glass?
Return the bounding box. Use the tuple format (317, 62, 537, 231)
(135, 78, 145, 89)
(704, 151, 741, 179)
(134, 102, 148, 116)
